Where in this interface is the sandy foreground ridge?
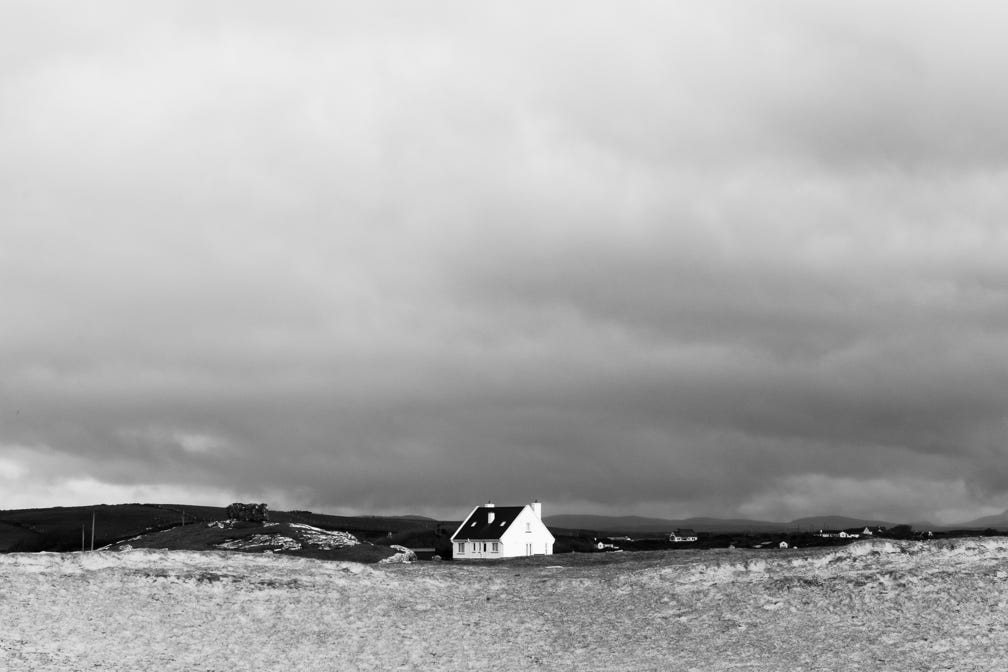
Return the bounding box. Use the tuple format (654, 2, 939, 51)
(3, 538, 1008, 671)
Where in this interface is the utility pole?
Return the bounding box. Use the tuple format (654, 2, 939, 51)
(91, 511, 95, 551)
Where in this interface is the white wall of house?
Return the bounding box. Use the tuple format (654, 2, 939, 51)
(499, 506, 554, 557)
(454, 537, 505, 560)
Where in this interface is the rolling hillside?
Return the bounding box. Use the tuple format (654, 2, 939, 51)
(0, 504, 453, 555)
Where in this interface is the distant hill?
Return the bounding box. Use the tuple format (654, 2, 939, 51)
(545, 513, 910, 534)
(0, 503, 221, 552)
(675, 517, 795, 533)
(953, 509, 1008, 530)
(790, 515, 896, 531)
(544, 515, 693, 534)
(103, 518, 402, 562)
(0, 504, 448, 554)
(545, 514, 786, 534)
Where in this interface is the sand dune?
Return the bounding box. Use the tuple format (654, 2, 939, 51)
(3, 538, 1008, 670)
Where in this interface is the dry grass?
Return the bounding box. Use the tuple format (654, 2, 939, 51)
(4, 538, 1008, 670)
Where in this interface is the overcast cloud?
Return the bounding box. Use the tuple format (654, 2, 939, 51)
(3, 1, 1008, 523)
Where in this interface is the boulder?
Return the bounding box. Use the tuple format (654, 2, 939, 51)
(379, 545, 418, 564)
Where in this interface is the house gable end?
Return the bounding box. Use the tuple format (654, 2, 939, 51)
(500, 506, 555, 544)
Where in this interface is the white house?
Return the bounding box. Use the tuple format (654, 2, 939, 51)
(451, 500, 555, 559)
(668, 529, 698, 543)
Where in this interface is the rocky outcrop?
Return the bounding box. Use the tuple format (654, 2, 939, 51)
(379, 545, 418, 564)
(225, 503, 269, 522)
(216, 535, 302, 552)
(288, 524, 359, 549)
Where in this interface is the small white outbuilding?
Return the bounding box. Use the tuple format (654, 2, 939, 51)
(451, 500, 555, 559)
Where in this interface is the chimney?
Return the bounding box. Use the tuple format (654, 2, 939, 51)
(530, 499, 541, 519)
(487, 500, 495, 524)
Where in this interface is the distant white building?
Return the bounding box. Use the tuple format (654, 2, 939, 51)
(451, 500, 555, 559)
(816, 529, 860, 539)
(669, 529, 698, 543)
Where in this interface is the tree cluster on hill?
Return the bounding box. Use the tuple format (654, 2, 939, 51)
(226, 503, 269, 522)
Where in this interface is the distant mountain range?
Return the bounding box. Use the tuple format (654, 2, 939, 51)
(543, 514, 892, 534)
(955, 509, 1008, 530)
(544, 511, 1008, 534)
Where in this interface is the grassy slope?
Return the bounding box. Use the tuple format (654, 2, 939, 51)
(0, 519, 34, 552)
(0, 504, 195, 552)
(115, 520, 397, 563)
(0, 503, 457, 559)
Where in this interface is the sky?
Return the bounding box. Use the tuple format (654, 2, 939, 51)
(3, 1, 1008, 524)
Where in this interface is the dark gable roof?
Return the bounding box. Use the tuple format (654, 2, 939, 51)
(453, 506, 525, 540)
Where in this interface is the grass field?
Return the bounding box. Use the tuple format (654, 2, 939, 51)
(3, 538, 1008, 670)
(0, 504, 453, 555)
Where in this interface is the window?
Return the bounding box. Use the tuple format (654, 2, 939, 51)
(482, 543, 487, 552)
(457, 542, 464, 553)
(473, 543, 478, 552)
(525, 522, 531, 532)
(491, 542, 499, 552)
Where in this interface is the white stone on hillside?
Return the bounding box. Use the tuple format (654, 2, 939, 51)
(379, 545, 417, 563)
(216, 535, 302, 552)
(289, 523, 359, 549)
